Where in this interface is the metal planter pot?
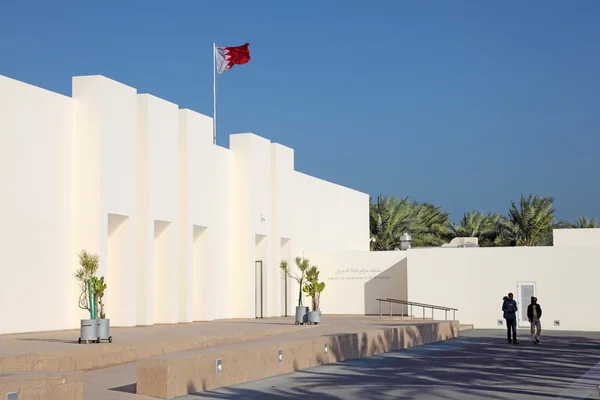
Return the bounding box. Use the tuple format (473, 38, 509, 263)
(307, 311, 321, 325)
(295, 306, 309, 325)
(79, 319, 99, 344)
(97, 319, 113, 343)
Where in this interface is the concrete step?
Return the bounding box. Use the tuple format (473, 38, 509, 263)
(136, 320, 460, 399)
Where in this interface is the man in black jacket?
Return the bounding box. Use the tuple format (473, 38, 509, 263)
(527, 296, 542, 344)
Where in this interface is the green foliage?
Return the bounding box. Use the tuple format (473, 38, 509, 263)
(74, 250, 99, 317)
(369, 196, 450, 249)
(302, 266, 326, 312)
(369, 196, 413, 250)
(370, 193, 597, 249)
(411, 203, 451, 247)
(566, 216, 598, 229)
(91, 276, 107, 319)
(503, 195, 556, 246)
(451, 211, 505, 247)
(280, 257, 312, 307)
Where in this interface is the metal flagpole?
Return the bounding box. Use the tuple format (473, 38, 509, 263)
(213, 42, 217, 145)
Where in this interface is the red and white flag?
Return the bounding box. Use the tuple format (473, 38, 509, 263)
(215, 43, 251, 74)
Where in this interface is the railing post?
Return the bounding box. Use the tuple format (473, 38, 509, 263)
(432, 306, 434, 321)
(445, 310, 447, 321)
(453, 310, 456, 321)
(379, 300, 382, 319)
(401, 303, 404, 320)
(410, 304, 413, 320)
(389, 302, 392, 320)
(422, 306, 425, 320)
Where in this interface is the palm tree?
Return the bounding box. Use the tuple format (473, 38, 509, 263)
(369, 196, 415, 250)
(502, 195, 556, 246)
(410, 203, 451, 247)
(369, 196, 451, 249)
(451, 211, 505, 247)
(567, 216, 598, 229)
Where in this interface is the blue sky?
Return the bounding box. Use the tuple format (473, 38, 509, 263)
(1, 0, 599, 223)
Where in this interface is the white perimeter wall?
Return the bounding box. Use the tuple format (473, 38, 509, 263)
(554, 228, 600, 247)
(407, 246, 600, 331)
(0, 76, 76, 334)
(0, 73, 370, 334)
(302, 236, 600, 332)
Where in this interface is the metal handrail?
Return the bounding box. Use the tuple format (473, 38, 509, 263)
(384, 298, 458, 311)
(377, 297, 458, 321)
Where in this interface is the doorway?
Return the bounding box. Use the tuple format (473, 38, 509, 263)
(517, 281, 536, 328)
(255, 261, 264, 319)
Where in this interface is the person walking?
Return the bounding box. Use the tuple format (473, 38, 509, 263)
(527, 296, 542, 344)
(502, 293, 519, 344)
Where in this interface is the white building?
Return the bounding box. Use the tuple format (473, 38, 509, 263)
(0, 74, 369, 335)
(307, 228, 600, 332)
(2, 73, 599, 336)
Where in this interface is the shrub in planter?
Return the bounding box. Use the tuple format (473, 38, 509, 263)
(91, 276, 112, 343)
(280, 257, 312, 325)
(303, 266, 325, 324)
(74, 250, 100, 343)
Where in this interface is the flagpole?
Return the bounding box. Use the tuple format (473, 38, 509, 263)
(213, 42, 217, 145)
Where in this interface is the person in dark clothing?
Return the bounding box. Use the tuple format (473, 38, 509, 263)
(527, 296, 542, 344)
(502, 293, 519, 344)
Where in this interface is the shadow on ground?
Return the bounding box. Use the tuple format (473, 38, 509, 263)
(110, 383, 136, 394)
(181, 330, 600, 400)
(17, 338, 79, 344)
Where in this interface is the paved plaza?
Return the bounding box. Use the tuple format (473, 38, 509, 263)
(182, 329, 600, 400)
(0, 316, 457, 399)
(3, 318, 598, 399)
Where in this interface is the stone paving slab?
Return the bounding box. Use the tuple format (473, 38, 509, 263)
(0, 318, 303, 357)
(0, 370, 84, 400)
(0, 319, 307, 371)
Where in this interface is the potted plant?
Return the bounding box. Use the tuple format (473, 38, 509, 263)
(303, 266, 326, 324)
(91, 276, 112, 343)
(280, 257, 311, 325)
(74, 250, 100, 344)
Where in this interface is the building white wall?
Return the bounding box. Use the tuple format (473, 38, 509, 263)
(73, 76, 138, 327)
(180, 109, 232, 322)
(0, 73, 370, 334)
(230, 134, 274, 319)
(303, 251, 408, 315)
(407, 246, 600, 331)
(292, 173, 370, 254)
(270, 143, 295, 317)
(301, 233, 600, 332)
(554, 228, 600, 247)
(0, 75, 77, 334)
(284, 174, 370, 316)
(137, 94, 180, 325)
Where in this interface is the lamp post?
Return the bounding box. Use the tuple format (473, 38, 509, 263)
(400, 233, 412, 250)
